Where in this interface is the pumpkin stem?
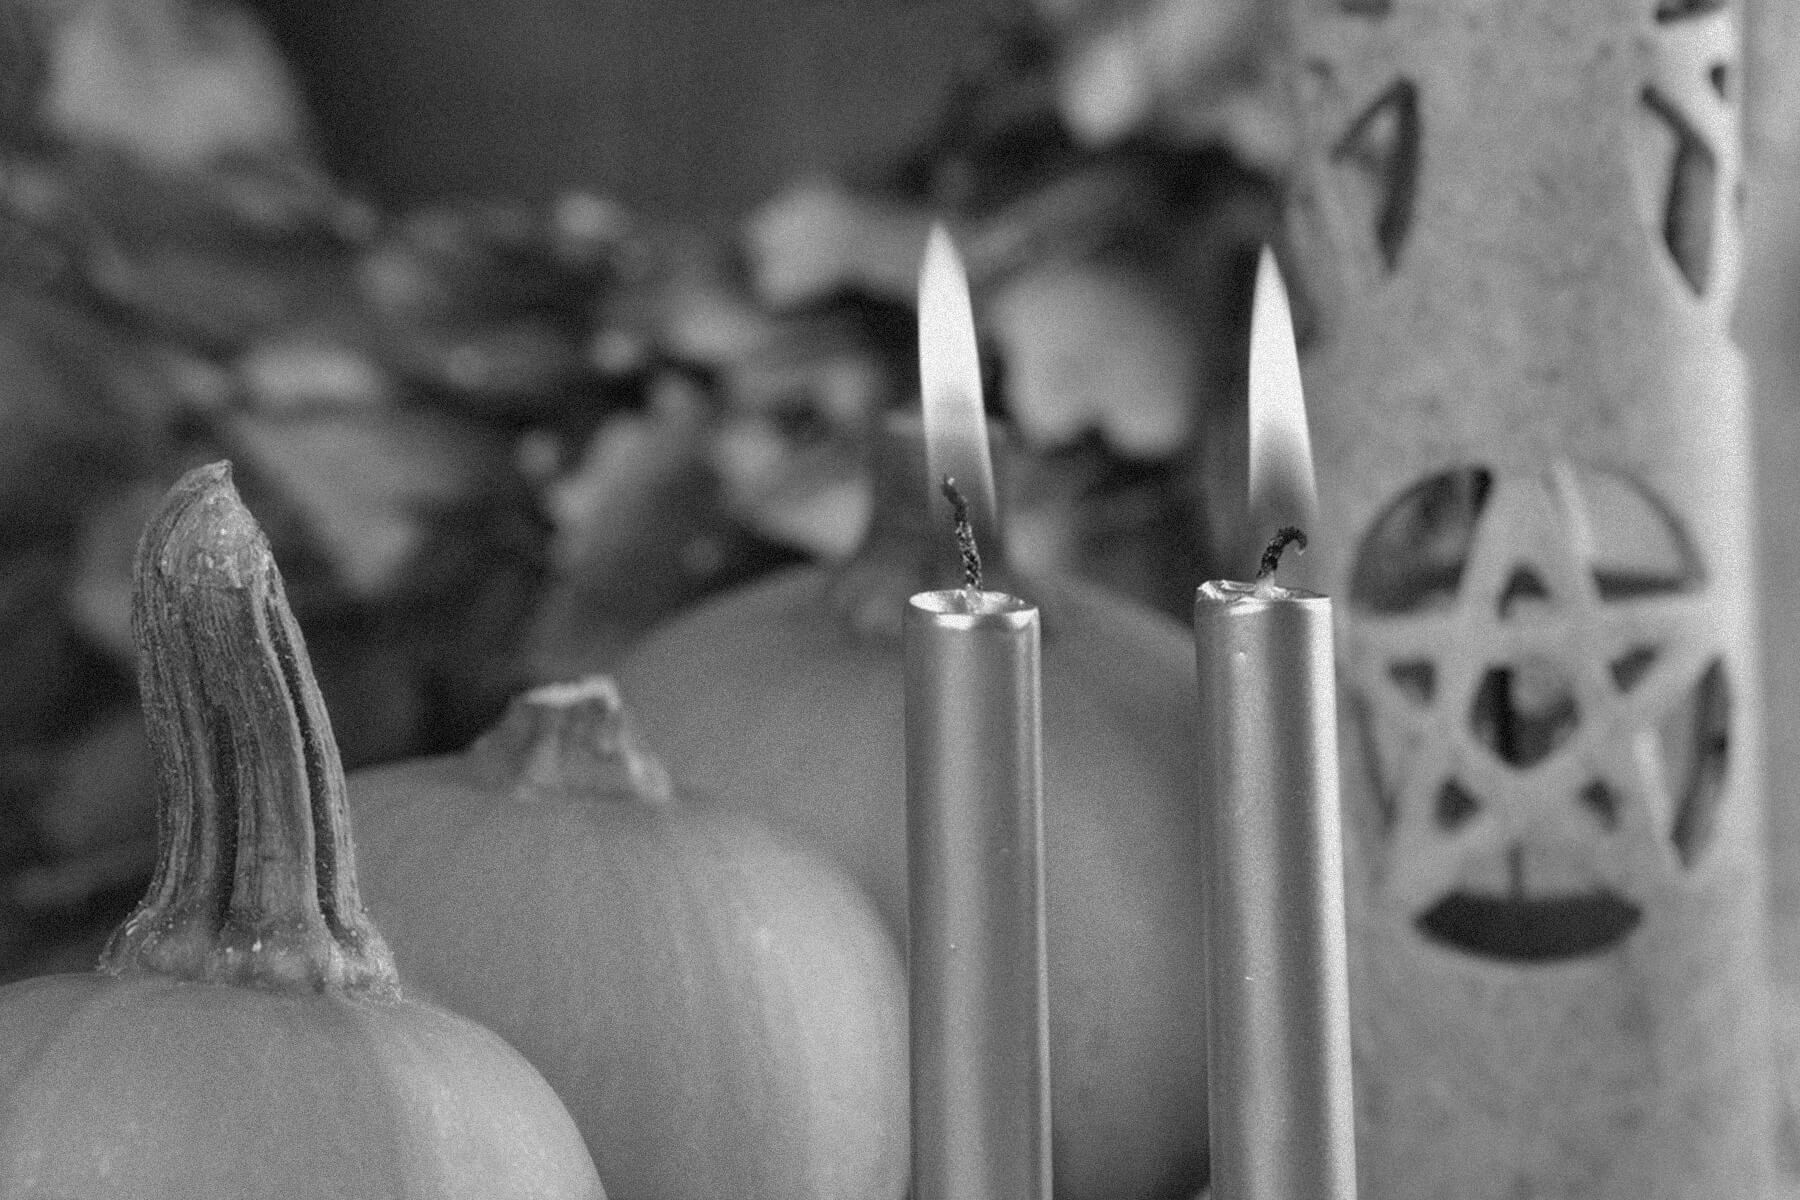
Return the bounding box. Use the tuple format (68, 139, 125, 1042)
(824, 411, 1016, 642)
(101, 462, 399, 999)
(475, 675, 676, 802)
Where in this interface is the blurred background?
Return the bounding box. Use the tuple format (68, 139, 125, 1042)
(1, 0, 1798, 991)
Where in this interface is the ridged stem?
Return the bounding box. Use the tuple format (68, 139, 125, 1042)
(472, 675, 675, 802)
(101, 461, 398, 998)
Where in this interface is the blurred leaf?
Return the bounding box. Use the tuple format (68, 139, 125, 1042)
(38, 0, 311, 167)
(222, 407, 513, 601)
(27, 706, 155, 863)
(527, 377, 804, 675)
(0, 0, 49, 146)
(64, 480, 166, 665)
(0, 296, 172, 534)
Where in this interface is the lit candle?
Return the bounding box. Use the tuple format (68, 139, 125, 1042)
(903, 224, 1052, 1200)
(1194, 248, 1356, 1200)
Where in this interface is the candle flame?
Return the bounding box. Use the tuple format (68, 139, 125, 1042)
(1247, 246, 1318, 546)
(918, 224, 998, 539)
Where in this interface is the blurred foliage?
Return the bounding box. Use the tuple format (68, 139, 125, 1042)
(0, 0, 1274, 979)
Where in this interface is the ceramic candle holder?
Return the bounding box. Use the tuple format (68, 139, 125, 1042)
(1284, 0, 1781, 1195)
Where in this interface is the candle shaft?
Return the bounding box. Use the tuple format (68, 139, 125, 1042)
(1194, 581, 1355, 1200)
(904, 590, 1050, 1200)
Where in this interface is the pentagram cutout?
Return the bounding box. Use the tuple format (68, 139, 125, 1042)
(1344, 465, 1729, 963)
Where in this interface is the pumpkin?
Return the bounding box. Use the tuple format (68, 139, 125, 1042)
(615, 415, 1209, 1200)
(348, 675, 910, 1200)
(0, 462, 603, 1200)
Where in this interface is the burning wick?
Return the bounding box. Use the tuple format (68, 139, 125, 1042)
(942, 475, 985, 593)
(1255, 525, 1308, 598)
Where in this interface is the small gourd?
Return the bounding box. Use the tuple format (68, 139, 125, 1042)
(348, 676, 910, 1200)
(615, 415, 1208, 1200)
(0, 463, 603, 1200)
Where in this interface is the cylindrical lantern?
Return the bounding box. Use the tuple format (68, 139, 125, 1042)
(1284, 0, 1780, 1195)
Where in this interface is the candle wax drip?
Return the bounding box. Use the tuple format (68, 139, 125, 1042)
(942, 475, 985, 593)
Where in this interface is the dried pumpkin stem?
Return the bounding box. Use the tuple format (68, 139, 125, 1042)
(101, 461, 398, 998)
(473, 676, 675, 803)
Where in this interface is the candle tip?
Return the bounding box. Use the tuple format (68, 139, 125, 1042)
(918, 224, 997, 532)
(941, 475, 985, 592)
(1247, 247, 1318, 543)
(1255, 525, 1308, 589)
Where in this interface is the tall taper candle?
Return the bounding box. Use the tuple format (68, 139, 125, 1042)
(1196, 540, 1356, 1200)
(905, 584, 1050, 1200)
(904, 224, 1052, 1200)
(1195, 248, 1357, 1200)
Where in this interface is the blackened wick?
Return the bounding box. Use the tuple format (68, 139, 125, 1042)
(941, 476, 984, 592)
(1257, 525, 1308, 582)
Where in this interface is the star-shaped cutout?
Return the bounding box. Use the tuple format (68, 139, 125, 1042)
(1343, 465, 1721, 913)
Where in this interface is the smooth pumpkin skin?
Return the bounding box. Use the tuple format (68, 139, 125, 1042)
(348, 737, 911, 1200)
(615, 564, 1209, 1200)
(0, 971, 603, 1199)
